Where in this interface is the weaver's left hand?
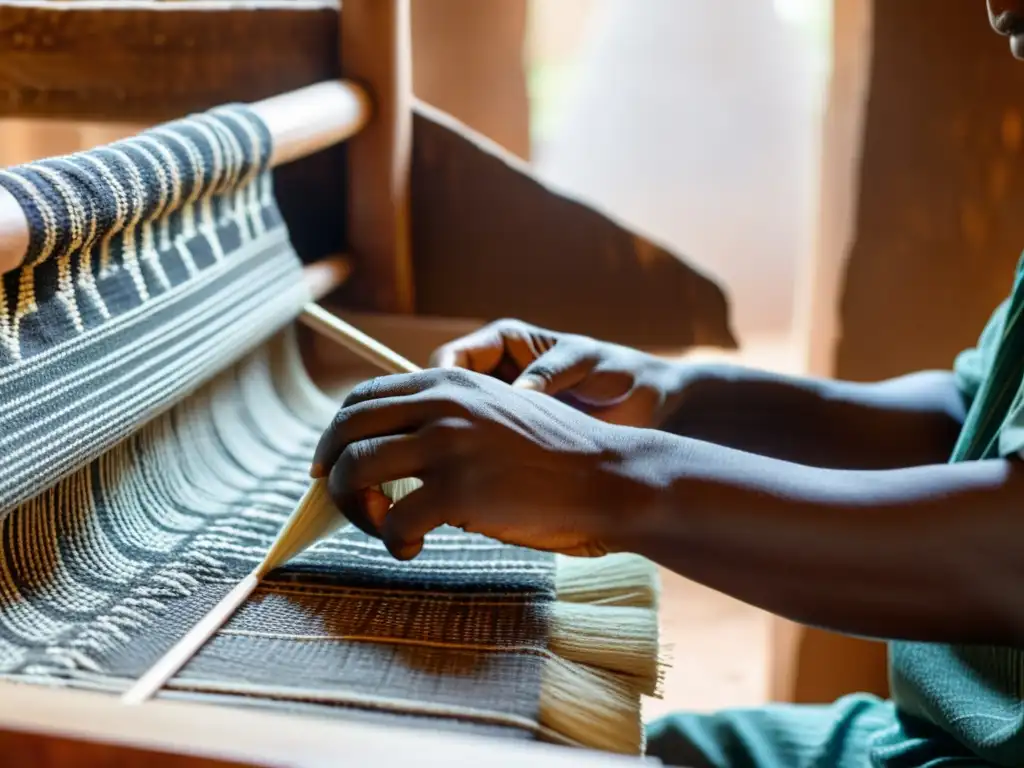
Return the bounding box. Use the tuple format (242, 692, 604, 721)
(310, 368, 657, 560)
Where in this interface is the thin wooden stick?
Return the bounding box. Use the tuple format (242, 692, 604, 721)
(122, 487, 344, 706)
(120, 478, 350, 705)
(122, 305, 417, 706)
(120, 573, 261, 706)
(298, 303, 419, 375)
(303, 255, 354, 302)
(0, 80, 372, 275)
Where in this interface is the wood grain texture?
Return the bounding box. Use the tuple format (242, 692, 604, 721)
(0, 683, 636, 768)
(836, 0, 1024, 380)
(405, 103, 737, 351)
(410, 0, 530, 160)
(0, 1, 340, 121)
(0, 729, 252, 768)
(339, 0, 414, 314)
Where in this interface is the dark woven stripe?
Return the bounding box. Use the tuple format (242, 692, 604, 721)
(0, 104, 305, 517)
(166, 693, 536, 743)
(0, 236, 304, 513)
(0, 105, 271, 271)
(0, 336, 552, 737)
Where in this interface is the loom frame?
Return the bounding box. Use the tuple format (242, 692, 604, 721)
(0, 1, 734, 763)
(0, 0, 736, 351)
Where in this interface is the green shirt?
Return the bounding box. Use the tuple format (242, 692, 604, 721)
(645, 259, 1024, 768)
(876, 255, 1024, 766)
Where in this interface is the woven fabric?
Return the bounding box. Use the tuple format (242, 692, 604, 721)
(0, 104, 308, 513)
(0, 106, 562, 742)
(0, 332, 555, 737)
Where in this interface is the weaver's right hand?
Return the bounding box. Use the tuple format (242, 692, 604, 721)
(430, 320, 683, 429)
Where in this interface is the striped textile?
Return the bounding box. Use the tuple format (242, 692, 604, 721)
(0, 104, 308, 513)
(0, 330, 554, 741)
(0, 107, 651, 753)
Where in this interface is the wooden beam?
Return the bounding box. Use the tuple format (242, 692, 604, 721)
(772, 2, 887, 707)
(340, 0, 415, 314)
(793, 0, 873, 379)
(0, 728, 250, 768)
(404, 103, 737, 352)
(0, 683, 635, 768)
(0, 1, 340, 121)
(836, 0, 1024, 381)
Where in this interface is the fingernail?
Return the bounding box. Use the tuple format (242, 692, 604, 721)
(363, 487, 391, 529)
(309, 463, 325, 479)
(513, 376, 541, 391)
(389, 540, 421, 561)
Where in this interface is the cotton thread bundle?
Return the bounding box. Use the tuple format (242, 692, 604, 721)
(372, 464, 664, 754)
(548, 602, 662, 694)
(539, 655, 644, 754)
(554, 553, 661, 609)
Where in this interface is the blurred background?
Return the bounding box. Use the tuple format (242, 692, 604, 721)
(416, 0, 829, 366)
(531, 0, 828, 358)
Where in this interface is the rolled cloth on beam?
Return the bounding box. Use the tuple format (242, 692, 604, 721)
(0, 103, 662, 754)
(0, 104, 305, 513)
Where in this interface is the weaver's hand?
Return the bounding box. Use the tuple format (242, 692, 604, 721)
(310, 368, 660, 560)
(430, 320, 682, 428)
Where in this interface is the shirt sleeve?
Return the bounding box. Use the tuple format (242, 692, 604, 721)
(952, 298, 1009, 413)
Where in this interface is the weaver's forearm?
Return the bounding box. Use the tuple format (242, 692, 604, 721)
(660, 366, 965, 469)
(615, 434, 1024, 645)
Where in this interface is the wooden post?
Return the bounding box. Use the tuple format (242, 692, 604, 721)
(410, 0, 530, 160)
(834, 0, 1024, 381)
(341, 0, 415, 314)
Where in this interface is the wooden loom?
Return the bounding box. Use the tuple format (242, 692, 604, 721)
(0, 1, 736, 765)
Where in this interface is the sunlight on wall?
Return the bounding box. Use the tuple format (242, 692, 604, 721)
(526, 0, 599, 150)
(529, 0, 835, 344)
(775, 0, 828, 32)
(529, 0, 833, 156)
(774, 0, 833, 84)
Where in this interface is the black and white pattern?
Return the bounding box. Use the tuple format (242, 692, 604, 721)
(0, 104, 309, 514)
(0, 330, 555, 738)
(0, 108, 559, 742)
(0, 109, 647, 752)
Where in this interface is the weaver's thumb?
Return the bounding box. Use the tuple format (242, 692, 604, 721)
(512, 344, 594, 395)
